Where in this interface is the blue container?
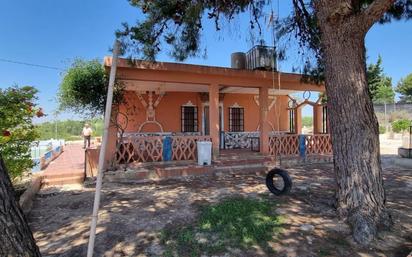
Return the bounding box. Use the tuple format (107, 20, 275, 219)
(162, 136, 172, 161)
(298, 135, 306, 158)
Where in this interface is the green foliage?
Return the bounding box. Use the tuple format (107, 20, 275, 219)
(379, 125, 386, 134)
(58, 59, 124, 117)
(392, 119, 411, 133)
(37, 119, 103, 141)
(161, 197, 282, 256)
(396, 73, 412, 103)
(0, 86, 40, 178)
(367, 56, 395, 104)
(302, 116, 313, 127)
(118, 1, 412, 70)
(118, 0, 267, 60)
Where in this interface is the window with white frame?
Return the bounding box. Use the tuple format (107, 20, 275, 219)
(181, 106, 198, 132)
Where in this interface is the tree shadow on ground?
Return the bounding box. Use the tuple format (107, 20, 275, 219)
(28, 163, 412, 257)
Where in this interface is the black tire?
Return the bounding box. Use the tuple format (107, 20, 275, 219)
(266, 168, 292, 195)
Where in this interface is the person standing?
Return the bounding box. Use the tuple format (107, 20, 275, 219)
(82, 123, 93, 149)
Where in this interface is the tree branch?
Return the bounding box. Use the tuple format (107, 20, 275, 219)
(363, 0, 396, 29)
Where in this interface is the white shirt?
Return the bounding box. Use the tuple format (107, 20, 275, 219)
(82, 127, 93, 136)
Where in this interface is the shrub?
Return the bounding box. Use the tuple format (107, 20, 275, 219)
(391, 119, 411, 133)
(389, 110, 410, 123)
(0, 86, 40, 178)
(379, 126, 386, 134)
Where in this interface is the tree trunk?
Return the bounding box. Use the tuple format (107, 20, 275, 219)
(319, 19, 392, 245)
(0, 155, 41, 257)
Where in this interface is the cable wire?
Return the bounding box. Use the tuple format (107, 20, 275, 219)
(0, 58, 64, 71)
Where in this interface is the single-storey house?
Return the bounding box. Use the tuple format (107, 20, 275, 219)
(100, 48, 331, 169)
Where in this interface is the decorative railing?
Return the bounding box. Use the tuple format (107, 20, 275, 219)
(269, 134, 332, 157)
(116, 135, 211, 164)
(222, 132, 259, 149)
(268, 134, 300, 156)
(122, 132, 201, 138)
(171, 136, 211, 161)
(117, 136, 163, 163)
(305, 134, 333, 155)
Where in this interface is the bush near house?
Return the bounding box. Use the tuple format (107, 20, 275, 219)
(391, 119, 411, 133)
(0, 86, 41, 178)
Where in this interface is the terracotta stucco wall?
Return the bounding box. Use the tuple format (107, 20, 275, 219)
(117, 91, 290, 133)
(223, 93, 289, 132)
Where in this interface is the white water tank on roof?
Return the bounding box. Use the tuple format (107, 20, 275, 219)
(231, 52, 246, 69)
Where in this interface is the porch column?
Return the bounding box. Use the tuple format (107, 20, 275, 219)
(313, 105, 323, 134)
(209, 83, 220, 158)
(295, 106, 303, 134)
(259, 86, 270, 154)
(104, 114, 118, 170)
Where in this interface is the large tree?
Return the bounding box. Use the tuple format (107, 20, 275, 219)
(118, 0, 412, 245)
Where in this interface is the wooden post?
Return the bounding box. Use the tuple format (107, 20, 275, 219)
(259, 87, 270, 154)
(209, 83, 220, 158)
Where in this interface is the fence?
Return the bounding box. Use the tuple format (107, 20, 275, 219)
(31, 140, 65, 172)
(269, 134, 332, 158)
(116, 135, 212, 164)
(221, 132, 259, 150)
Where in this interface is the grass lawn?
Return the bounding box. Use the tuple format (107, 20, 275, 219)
(161, 196, 283, 257)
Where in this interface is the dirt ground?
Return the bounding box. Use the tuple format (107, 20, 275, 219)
(28, 160, 411, 257)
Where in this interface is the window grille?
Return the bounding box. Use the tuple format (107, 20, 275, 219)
(181, 106, 198, 132)
(229, 107, 244, 132)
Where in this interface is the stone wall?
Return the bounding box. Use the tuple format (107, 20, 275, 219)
(374, 103, 412, 118)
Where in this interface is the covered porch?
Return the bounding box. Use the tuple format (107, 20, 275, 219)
(103, 58, 331, 169)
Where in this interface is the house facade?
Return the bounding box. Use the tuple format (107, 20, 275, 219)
(102, 56, 330, 168)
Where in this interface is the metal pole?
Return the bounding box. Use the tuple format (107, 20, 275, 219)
(86, 40, 120, 257)
(55, 112, 58, 139)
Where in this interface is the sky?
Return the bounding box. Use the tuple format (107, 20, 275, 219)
(1, 0, 411, 122)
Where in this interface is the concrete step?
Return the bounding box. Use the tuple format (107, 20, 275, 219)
(43, 171, 84, 179)
(214, 156, 276, 166)
(42, 175, 85, 186)
(106, 162, 272, 182)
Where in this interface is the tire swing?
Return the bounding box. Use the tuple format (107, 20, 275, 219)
(265, 168, 292, 196)
(265, 2, 292, 196)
